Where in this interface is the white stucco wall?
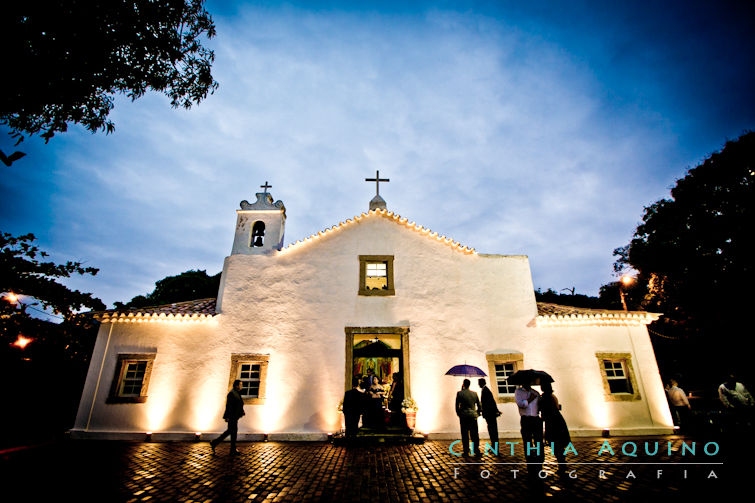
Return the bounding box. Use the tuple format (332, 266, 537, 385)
(73, 211, 673, 439)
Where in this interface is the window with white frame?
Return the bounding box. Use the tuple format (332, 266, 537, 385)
(107, 353, 156, 404)
(495, 362, 518, 395)
(596, 352, 641, 401)
(485, 352, 523, 402)
(603, 360, 632, 394)
(238, 362, 261, 398)
(229, 354, 269, 405)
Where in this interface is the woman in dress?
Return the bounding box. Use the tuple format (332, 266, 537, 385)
(368, 376, 386, 429)
(539, 381, 570, 472)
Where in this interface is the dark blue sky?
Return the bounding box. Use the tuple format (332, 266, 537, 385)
(2, 1, 753, 307)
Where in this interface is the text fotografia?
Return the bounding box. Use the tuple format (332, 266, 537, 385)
(448, 440, 720, 458)
(449, 440, 721, 480)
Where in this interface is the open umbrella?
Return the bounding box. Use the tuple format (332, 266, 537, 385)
(444, 364, 487, 377)
(505, 369, 554, 385)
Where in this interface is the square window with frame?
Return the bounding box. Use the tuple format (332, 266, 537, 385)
(486, 353, 523, 403)
(229, 354, 269, 405)
(107, 353, 156, 404)
(596, 352, 641, 401)
(359, 255, 395, 296)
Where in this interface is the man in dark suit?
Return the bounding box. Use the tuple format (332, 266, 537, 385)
(342, 377, 365, 438)
(479, 378, 502, 454)
(211, 379, 245, 455)
(455, 378, 482, 457)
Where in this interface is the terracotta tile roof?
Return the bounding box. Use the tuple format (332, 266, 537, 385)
(279, 208, 476, 255)
(536, 302, 660, 327)
(94, 298, 217, 322)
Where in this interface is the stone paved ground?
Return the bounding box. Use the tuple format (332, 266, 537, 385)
(0, 436, 740, 502)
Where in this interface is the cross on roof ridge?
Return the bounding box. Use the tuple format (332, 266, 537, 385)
(365, 170, 389, 196)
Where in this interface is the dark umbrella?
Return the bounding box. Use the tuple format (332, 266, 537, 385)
(444, 364, 487, 377)
(505, 369, 554, 385)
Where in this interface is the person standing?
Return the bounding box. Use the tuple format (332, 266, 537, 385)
(478, 378, 501, 454)
(211, 380, 245, 455)
(515, 381, 544, 471)
(342, 377, 365, 438)
(718, 375, 754, 409)
(666, 378, 691, 431)
(539, 381, 570, 473)
(455, 379, 482, 457)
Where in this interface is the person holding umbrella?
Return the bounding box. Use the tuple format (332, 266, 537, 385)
(509, 370, 551, 473)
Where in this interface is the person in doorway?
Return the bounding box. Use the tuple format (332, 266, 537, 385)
(455, 379, 482, 457)
(210, 380, 245, 456)
(539, 381, 570, 473)
(478, 378, 501, 454)
(343, 377, 365, 438)
(368, 375, 386, 429)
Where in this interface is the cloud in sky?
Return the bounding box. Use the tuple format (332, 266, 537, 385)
(2, 1, 753, 307)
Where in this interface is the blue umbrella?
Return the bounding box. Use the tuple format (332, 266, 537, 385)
(444, 364, 487, 377)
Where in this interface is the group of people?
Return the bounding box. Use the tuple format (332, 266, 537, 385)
(342, 373, 405, 436)
(455, 378, 570, 473)
(205, 372, 754, 457)
(665, 374, 754, 433)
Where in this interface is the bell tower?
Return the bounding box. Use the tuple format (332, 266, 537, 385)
(231, 182, 286, 255)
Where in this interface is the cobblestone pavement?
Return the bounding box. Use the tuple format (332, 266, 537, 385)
(1, 436, 738, 502)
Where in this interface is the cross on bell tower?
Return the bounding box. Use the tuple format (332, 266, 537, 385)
(365, 170, 389, 211)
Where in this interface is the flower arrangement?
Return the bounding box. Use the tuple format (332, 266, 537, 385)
(401, 397, 418, 413)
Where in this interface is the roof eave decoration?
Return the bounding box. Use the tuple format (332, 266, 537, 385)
(535, 302, 661, 327)
(279, 209, 476, 255)
(93, 298, 218, 323)
(94, 312, 217, 323)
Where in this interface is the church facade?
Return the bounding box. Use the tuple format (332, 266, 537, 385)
(72, 186, 674, 441)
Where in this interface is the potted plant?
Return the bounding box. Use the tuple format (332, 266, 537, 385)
(337, 400, 345, 431)
(401, 398, 418, 430)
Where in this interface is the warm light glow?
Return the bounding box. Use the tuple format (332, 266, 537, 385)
(621, 275, 634, 286)
(5, 292, 18, 304)
(12, 335, 33, 349)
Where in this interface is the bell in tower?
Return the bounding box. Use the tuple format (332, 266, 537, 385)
(231, 182, 286, 255)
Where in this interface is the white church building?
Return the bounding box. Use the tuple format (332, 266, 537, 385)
(72, 180, 674, 441)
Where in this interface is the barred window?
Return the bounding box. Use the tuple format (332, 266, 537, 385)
(485, 352, 523, 403)
(495, 362, 518, 395)
(229, 354, 269, 405)
(238, 362, 261, 398)
(596, 353, 641, 401)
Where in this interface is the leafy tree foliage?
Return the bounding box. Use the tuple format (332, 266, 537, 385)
(534, 288, 607, 309)
(1, 0, 217, 145)
(115, 269, 220, 309)
(0, 232, 105, 448)
(615, 132, 755, 385)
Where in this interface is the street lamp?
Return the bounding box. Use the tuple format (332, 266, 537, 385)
(619, 275, 634, 311)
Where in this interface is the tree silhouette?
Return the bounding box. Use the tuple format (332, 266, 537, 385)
(114, 269, 220, 309)
(615, 131, 755, 386)
(1, 232, 104, 448)
(1, 0, 217, 156)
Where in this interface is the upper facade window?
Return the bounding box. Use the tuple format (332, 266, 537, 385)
(107, 353, 156, 404)
(596, 352, 641, 401)
(359, 255, 395, 296)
